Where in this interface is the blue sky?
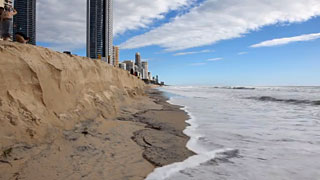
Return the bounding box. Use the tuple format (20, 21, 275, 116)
(37, 0, 320, 86)
(119, 17, 320, 86)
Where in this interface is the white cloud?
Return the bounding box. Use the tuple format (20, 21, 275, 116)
(207, 58, 223, 61)
(114, 0, 192, 35)
(37, 0, 192, 51)
(250, 33, 320, 48)
(238, 52, 248, 55)
(37, 0, 87, 50)
(120, 0, 320, 51)
(173, 49, 213, 56)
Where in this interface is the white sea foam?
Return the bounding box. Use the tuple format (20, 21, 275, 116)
(146, 86, 320, 180)
(146, 92, 236, 180)
(146, 148, 237, 180)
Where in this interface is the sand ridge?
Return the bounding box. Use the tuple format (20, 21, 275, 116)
(0, 42, 192, 179)
(0, 41, 145, 149)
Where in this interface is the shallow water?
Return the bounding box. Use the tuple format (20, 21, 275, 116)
(146, 86, 320, 180)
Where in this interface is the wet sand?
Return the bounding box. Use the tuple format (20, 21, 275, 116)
(126, 88, 194, 167)
(0, 88, 193, 180)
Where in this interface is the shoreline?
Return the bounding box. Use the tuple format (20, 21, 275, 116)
(0, 88, 194, 180)
(129, 88, 195, 167)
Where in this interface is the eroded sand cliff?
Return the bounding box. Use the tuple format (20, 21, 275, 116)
(0, 41, 145, 150)
(0, 42, 193, 180)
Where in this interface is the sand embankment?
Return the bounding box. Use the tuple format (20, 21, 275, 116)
(0, 41, 144, 148)
(0, 42, 193, 180)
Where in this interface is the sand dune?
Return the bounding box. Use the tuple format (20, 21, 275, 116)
(0, 42, 192, 180)
(0, 41, 145, 150)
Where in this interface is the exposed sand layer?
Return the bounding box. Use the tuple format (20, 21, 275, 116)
(0, 42, 193, 179)
(0, 41, 145, 148)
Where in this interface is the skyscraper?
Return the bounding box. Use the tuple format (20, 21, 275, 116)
(13, 0, 36, 45)
(135, 52, 141, 67)
(113, 46, 119, 67)
(87, 0, 113, 61)
(142, 61, 148, 79)
(123, 60, 135, 74)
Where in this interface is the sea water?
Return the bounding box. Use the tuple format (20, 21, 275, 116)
(146, 86, 320, 180)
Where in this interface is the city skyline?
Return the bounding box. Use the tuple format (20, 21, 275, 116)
(35, 0, 320, 86)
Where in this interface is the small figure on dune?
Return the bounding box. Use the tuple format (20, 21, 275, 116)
(15, 32, 29, 44)
(1, 0, 17, 41)
(0, 7, 4, 40)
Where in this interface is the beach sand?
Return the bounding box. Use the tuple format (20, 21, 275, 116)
(0, 41, 193, 180)
(0, 88, 193, 180)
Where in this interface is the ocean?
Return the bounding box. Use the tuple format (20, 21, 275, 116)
(146, 86, 320, 180)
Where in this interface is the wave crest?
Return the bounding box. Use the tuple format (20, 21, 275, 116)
(249, 96, 320, 106)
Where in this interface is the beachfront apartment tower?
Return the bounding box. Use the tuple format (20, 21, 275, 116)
(123, 60, 135, 74)
(87, 0, 113, 62)
(142, 61, 149, 80)
(13, 0, 36, 45)
(135, 52, 141, 67)
(113, 46, 119, 67)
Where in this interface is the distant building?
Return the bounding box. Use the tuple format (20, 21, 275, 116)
(135, 52, 141, 67)
(123, 60, 135, 73)
(119, 63, 126, 70)
(134, 65, 140, 76)
(13, 0, 37, 45)
(87, 0, 113, 62)
(113, 46, 119, 67)
(148, 72, 152, 80)
(141, 61, 148, 79)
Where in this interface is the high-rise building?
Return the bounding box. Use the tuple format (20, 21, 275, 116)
(119, 63, 126, 70)
(13, 0, 36, 45)
(123, 60, 135, 73)
(135, 52, 141, 67)
(87, 0, 113, 61)
(113, 46, 119, 67)
(148, 72, 152, 80)
(142, 61, 148, 80)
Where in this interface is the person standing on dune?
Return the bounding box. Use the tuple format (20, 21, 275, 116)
(0, 7, 4, 40)
(1, 1, 17, 41)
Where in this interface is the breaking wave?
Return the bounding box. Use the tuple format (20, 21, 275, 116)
(213, 86, 256, 90)
(249, 96, 320, 106)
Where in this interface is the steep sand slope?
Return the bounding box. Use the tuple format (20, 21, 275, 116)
(0, 41, 145, 149)
(0, 42, 193, 180)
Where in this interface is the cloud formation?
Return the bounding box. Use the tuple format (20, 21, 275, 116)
(37, 0, 87, 50)
(114, 0, 192, 35)
(250, 33, 320, 48)
(207, 58, 223, 61)
(37, 0, 191, 51)
(120, 0, 320, 51)
(238, 52, 248, 55)
(173, 49, 213, 56)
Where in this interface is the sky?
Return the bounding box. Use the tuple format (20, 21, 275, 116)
(36, 0, 320, 86)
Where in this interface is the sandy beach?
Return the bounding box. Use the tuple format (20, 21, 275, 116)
(0, 41, 192, 180)
(0, 87, 193, 180)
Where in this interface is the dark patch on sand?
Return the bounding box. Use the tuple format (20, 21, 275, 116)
(128, 89, 194, 167)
